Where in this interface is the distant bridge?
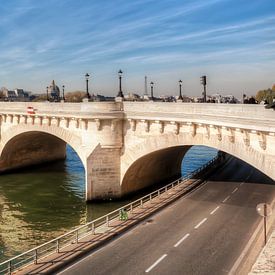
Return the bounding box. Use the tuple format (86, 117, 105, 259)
(0, 102, 274, 200)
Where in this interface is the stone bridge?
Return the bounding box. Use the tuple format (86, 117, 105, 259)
(0, 102, 274, 200)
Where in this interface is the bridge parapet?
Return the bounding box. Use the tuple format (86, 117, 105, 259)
(123, 102, 275, 132)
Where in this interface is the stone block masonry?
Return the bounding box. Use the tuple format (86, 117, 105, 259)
(0, 102, 274, 200)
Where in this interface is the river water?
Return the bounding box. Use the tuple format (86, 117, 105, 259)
(0, 145, 217, 262)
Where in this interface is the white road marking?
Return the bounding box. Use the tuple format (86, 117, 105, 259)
(210, 206, 220, 215)
(232, 188, 238, 194)
(194, 218, 207, 229)
(240, 182, 244, 186)
(174, 233, 190, 247)
(222, 196, 230, 203)
(145, 254, 167, 273)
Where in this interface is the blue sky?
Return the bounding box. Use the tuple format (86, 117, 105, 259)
(0, 0, 275, 97)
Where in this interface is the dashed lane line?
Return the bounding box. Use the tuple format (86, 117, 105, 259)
(232, 187, 238, 194)
(145, 254, 167, 273)
(222, 196, 230, 203)
(174, 233, 190, 248)
(194, 218, 207, 229)
(210, 206, 220, 215)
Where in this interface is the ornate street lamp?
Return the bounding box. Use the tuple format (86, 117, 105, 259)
(178, 80, 183, 101)
(85, 73, 91, 99)
(62, 85, 65, 101)
(46, 86, 49, 101)
(116, 69, 124, 98)
(150, 81, 154, 100)
(200, 75, 207, 102)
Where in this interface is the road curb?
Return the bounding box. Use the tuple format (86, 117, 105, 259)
(229, 197, 275, 275)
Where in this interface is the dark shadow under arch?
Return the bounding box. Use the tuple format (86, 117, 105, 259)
(121, 146, 191, 195)
(0, 131, 67, 173)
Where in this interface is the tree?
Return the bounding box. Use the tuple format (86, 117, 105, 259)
(65, 91, 86, 102)
(32, 94, 48, 102)
(255, 88, 275, 103)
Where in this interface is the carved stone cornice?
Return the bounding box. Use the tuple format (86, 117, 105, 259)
(170, 121, 179, 135)
(257, 131, 266, 150)
(187, 122, 196, 137)
(128, 119, 136, 131)
(95, 119, 101, 130)
(155, 120, 164, 134)
(227, 128, 235, 143)
(241, 129, 250, 147)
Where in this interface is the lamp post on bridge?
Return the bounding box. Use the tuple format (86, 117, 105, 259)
(62, 85, 65, 101)
(200, 75, 207, 102)
(85, 73, 91, 100)
(150, 81, 154, 101)
(46, 86, 49, 101)
(115, 69, 124, 102)
(178, 80, 183, 102)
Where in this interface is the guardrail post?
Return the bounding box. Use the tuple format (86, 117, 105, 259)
(76, 230, 79, 243)
(56, 239, 60, 253)
(92, 222, 95, 234)
(34, 249, 38, 264)
(149, 194, 152, 202)
(140, 199, 143, 208)
(165, 186, 167, 192)
(8, 261, 11, 275)
(106, 215, 109, 227)
(130, 204, 133, 213)
(158, 190, 160, 196)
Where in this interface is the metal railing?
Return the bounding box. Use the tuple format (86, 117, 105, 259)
(0, 156, 218, 274)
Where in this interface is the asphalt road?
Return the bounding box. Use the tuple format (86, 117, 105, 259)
(57, 157, 275, 275)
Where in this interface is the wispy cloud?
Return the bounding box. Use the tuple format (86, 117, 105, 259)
(0, 0, 274, 95)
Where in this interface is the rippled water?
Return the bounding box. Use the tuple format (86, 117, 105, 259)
(0, 145, 217, 262)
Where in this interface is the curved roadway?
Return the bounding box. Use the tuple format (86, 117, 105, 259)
(58, 157, 275, 275)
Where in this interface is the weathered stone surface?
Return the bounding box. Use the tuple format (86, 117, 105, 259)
(0, 102, 274, 200)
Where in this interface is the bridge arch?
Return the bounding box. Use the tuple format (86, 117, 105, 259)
(0, 124, 86, 172)
(121, 132, 274, 195)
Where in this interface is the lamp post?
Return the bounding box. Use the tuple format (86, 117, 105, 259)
(62, 85, 65, 101)
(200, 75, 207, 102)
(46, 86, 49, 101)
(85, 73, 91, 99)
(150, 81, 154, 100)
(116, 69, 124, 98)
(178, 80, 183, 101)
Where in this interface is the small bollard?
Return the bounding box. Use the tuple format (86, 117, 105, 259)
(56, 239, 60, 253)
(34, 249, 38, 264)
(75, 230, 79, 243)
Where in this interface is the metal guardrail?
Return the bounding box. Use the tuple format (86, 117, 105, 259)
(0, 156, 218, 274)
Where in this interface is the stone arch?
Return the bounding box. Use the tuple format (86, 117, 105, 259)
(0, 125, 86, 172)
(121, 132, 274, 195)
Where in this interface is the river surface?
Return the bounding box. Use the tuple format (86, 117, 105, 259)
(0, 145, 217, 262)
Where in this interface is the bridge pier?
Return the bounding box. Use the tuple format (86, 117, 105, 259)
(86, 146, 122, 200)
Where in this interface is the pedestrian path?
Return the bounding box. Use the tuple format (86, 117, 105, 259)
(249, 230, 275, 274)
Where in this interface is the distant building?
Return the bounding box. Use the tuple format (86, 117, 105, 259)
(0, 87, 30, 101)
(124, 92, 141, 101)
(48, 80, 61, 101)
(15, 89, 30, 101)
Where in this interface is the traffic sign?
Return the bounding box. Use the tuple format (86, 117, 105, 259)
(256, 203, 272, 217)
